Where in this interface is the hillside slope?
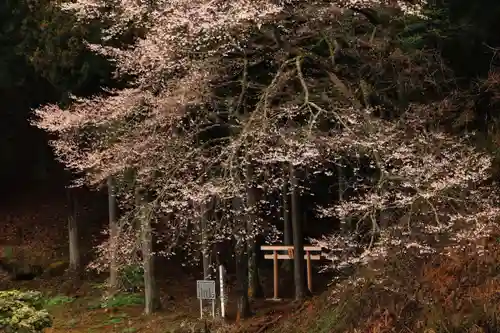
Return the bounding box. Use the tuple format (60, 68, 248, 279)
(266, 230, 500, 333)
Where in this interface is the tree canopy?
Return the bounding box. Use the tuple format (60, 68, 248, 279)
(29, 0, 500, 271)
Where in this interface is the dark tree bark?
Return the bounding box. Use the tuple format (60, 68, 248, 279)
(200, 202, 211, 280)
(282, 178, 293, 272)
(136, 187, 160, 314)
(107, 176, 118, 293)
(67, 188, 80, 273)
(289, 164, 310, 300)
(235, 240, 251, 319)
(337, 165, 352, 234)
(232, 197, 251, 320)
(246, 162, 264, 298)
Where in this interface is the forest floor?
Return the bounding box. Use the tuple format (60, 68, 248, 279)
(3, 190, 500, 333)
(0, 190, 325, 333)
(1, 274, 301, 333)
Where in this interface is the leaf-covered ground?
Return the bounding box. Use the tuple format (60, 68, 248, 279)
(270, 234, 500, 333)
(8, 276, 301, 333)
(2, 191, 500, 333)
(0, 191, 316, 333)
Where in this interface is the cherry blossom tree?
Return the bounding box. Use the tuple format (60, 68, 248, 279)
(32, 0, 440, 312)
(312, 105, 499, 273)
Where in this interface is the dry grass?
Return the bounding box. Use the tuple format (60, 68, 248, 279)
(268, 232, 500, 333)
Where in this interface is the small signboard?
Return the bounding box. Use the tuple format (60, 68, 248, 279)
(196, 280, 216, 300)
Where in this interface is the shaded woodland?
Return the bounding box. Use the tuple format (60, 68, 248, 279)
(3, 0, 500, 332)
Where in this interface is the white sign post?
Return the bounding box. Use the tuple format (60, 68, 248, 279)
(196, 280, 216, 319)
(219, 265, 226, 318)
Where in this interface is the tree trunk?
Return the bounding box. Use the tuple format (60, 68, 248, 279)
(67, 189, 80, 273)
(201, 202, 211, 280)
(289, 164, 309, 300)
(246, 162, 264, 298)
(107, 176, 118, 293)
(34, 147, 49, 182)
(136, 187, 160, 314)
(337, 165, 352, 234)
(236, 242, 251, 320)
(232, 197, 251, 320)
(282, 178, 292, 272)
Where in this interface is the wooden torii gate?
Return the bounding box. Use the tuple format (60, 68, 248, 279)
(260, 245, 322, 300)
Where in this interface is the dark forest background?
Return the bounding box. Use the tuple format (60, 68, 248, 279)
(0, 0, 115, 199)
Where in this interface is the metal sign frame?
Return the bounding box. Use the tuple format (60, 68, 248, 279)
(196, 280, 216, 318)
(197, 280, 216, 300)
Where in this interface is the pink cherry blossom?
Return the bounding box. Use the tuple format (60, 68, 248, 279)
(34, 0, 496, 275)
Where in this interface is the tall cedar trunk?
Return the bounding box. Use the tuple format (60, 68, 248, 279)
(337, 165, 351, 234)
(211, 196, 222, 294)
(67, 189, 80, 273)
(34, 147, 49, 182)
(282, 178, 292, 272)
(233, 197, 251, 320)
(246, 162, 264, 298)
(201, 202, 210, 279)
(107, 176, 118, 293)
(337, 165, 344, 232)
(289, 164, 309, 300)
(136, 187, 160, 314)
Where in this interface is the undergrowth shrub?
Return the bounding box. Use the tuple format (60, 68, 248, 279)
(98, 293, 144, 309)
(43, 295, 75, 307)
(0, 290, 52, 333)
(119, 264, 144, 292)
(274, 233, 500, 333)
